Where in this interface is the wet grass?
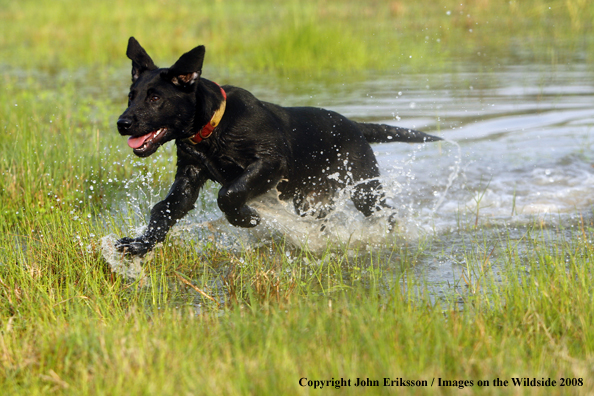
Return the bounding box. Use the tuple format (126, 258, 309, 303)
(3, 206, 594, 394)
(2, 0, 594, 394)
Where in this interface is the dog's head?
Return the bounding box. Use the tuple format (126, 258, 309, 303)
(117, 37, 205, 157)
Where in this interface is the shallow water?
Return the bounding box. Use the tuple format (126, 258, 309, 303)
(105, 64, 594, 296)
(224, 65, 594, 234)
(326, 64, 594, 295)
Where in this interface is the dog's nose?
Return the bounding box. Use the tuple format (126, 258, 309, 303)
(117, 117, 133, 132)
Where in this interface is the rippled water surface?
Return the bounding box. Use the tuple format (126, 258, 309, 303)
(221, 66, 594, 232)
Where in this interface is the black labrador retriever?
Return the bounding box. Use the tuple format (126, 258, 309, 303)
(115, 37, 441, 256)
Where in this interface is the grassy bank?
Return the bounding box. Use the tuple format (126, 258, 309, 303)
(2, 0, 594, 394)
(1, 0, 593, 74)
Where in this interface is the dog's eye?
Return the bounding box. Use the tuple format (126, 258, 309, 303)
(150, 95, 160, 102)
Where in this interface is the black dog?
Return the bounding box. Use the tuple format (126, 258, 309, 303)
(115, 37, 441, 256)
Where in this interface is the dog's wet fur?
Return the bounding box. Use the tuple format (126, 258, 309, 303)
(115, 37, 441, 256)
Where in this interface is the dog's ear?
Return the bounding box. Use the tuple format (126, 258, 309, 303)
(126, 37, 157, 82)
(165, 45, 205, 87)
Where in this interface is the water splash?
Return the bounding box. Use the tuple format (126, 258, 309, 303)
(100, 234, 147, 279)
(102, 137, 463, 266)
(250, 190, 396, 252)
(166, 190, 399, 255)
(431, 138, 462, 213)
(171, 150, 462, 256)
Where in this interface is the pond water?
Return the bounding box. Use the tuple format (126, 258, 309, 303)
(106, 64, 594, 294)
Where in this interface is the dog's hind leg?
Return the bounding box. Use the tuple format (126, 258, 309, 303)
(345, 148, 398, 231)
(351, 178, 398, 231)
(351, 178, 388, 216)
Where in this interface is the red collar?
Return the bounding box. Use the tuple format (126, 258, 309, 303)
(187, 84, 227, 144)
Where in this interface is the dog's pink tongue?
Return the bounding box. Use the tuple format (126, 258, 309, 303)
(127, 133, 151, 149)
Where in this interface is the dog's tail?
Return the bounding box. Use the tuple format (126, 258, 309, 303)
(357, 122, 442, 143)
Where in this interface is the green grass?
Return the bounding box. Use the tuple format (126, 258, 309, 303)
(2, 216, 594, 394)
(2, 0, 594, 394)
(1, 0, 593, 74)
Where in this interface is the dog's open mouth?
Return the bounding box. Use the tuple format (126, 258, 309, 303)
(127, 127, 169, 156)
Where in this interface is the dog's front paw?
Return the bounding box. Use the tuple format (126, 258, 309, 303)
(115, 237, 152, 257)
